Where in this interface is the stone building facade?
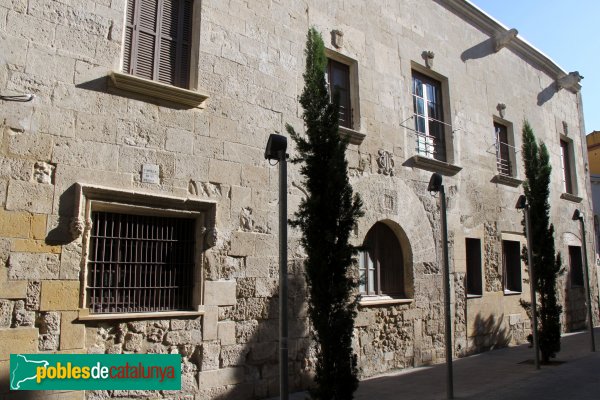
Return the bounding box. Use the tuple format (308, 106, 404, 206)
(0, 0, 597, 399)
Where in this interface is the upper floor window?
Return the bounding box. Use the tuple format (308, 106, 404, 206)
(358, 222, 404, 297)
(560, 139, 574, 194)
(124, 0, 193, 88)
(412, 71, 445, 161)
(326, 58, 352, 129)
(495, 122, 514, 176)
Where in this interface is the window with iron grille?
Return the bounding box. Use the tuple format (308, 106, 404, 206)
(358, 222, 404, 297)
(502, 240, 522, 293)
(412, 71, 446, 161)
(123, 0, 193, 88)
(87, 211, 196, 314)
(495, 122, 513, 176)
(326, 58, 352, 129)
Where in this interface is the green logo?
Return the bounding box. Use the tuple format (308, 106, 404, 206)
(10, 354, 181, 391)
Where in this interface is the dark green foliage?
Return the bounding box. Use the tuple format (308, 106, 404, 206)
(521, 120, 562, 363)
(286, 28, 363, 399)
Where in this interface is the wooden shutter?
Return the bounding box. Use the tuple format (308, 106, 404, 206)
(124, 0, 193, 88)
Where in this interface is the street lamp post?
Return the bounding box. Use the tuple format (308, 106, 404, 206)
(573, 209, 596, 353)
(265, 134, 289, 400)
(428, 173, 454, 400)
(516, 195, 540, 369)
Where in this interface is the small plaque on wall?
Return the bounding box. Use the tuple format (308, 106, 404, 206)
(142, 164, 160, 184)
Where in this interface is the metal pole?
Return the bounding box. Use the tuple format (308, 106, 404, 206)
(278, 150, 289, 400)
(579, 217, 596, 352)
(524, 206, 540, 369)
(439, 184, 454, 399)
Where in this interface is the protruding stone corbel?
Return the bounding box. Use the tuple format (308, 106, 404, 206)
(493, 28, 518, 52)
(70, 217, 92, 239)
(497, 103, 506, 118)
(331, 29, 344, 49)
(422, 51, 435, 68)
(557, 71, 583, 92)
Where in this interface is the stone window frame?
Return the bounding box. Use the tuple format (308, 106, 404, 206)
(358, 220, 414, 307)
(568, 245, 584, 288)
(324, 48, 365, 145)
(500, 233, 525, 295)
(108, 0, 209, 108)
(73, 184, 216, 321)
(465, 238, 483, 297)
(405, 63, 461, 176)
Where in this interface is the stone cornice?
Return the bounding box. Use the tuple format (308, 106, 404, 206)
(441, 0, 580, 92)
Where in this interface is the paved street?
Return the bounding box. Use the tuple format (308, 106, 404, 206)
(283, 328, 600, 400)
(354, 328, 600, 400)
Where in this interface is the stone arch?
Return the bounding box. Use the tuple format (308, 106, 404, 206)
(353, 175, 437, 298)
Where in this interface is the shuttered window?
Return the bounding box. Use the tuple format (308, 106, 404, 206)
(359, 222, 404, 296)
(124, 0, 193, 88)
(326, 59, 352, 129)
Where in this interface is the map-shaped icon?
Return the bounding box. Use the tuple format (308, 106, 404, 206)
(10, 354, 49, 390)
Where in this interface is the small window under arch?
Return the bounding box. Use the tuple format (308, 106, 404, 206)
(358, 222, 404, 297)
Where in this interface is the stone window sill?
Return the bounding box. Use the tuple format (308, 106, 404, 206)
(407, 155, 462, 176)
(358, 296, 413, 307)
(77, 309, 204, 321)
(503, 290, 522, 296)
(560, 192, 583, 203)
(492, 174, 523, 187)
(466, 294, 483, 299)
(338, 126, 366, 145)
(109, 71, 209, 108)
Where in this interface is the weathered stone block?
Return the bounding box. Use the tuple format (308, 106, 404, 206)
(166, 128, 194, 154)
(245, 257, 272, 278)
(8, 253, 60, 280)
(0, 300, 13, 328)
(12, 300, 35, 327)
(202, 306, 218, 341)
(30, 214, 48, 240)
(0, 209, 30, 238)
(60, 311, 85, 350)
(200, 342, 220, 371)
(204, 281, 236, 306)
(255, 278, 278, 298)
(0, 328, 38, 360)
(123, 332, 144, 352)
(217, 321, 236, 345)
(40, 280, 80, 310)
(208, 159, 241, 186)
(198, 367, 244, 389)
(6, 179, 54, 214)
(164, 330, 192, 346)
(26, 281, 40, 310)
(229, 231, 256, 257)
(11, 239, 61, 254)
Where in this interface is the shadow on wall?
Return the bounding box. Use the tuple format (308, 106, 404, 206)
(209, 271, 314, 400)
(460, 37, 495, 62)
(469, 314, 511, 353)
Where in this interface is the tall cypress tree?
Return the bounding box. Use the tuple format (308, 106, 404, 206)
(286, 28, 363, 399)
(521, 120, 562, 363)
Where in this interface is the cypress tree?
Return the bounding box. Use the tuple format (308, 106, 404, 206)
(521, 120, 562, 363)
(286, 28, 363, 399)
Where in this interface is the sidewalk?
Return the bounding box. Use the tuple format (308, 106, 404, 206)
(354, 328, 600, 400)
